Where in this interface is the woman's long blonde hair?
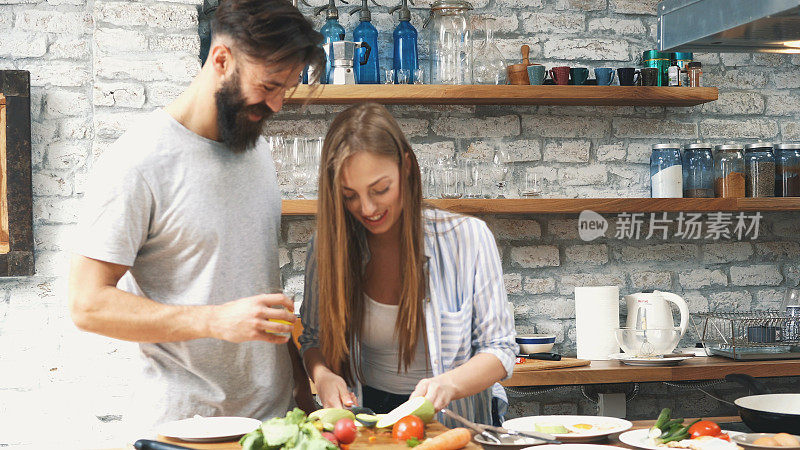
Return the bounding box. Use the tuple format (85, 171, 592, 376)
(316, 103, 427, 384)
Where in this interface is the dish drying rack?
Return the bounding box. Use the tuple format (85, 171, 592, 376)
(691, 311, 800, 360)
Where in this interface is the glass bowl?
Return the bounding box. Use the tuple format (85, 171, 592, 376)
(614, 327, 682, 357)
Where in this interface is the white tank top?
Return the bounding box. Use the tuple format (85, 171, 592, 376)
(360, 295, 432, 395)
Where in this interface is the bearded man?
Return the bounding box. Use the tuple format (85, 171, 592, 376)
(68, 0, 323, 434)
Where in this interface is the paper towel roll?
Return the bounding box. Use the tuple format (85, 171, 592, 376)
(575, 286, 620, 360)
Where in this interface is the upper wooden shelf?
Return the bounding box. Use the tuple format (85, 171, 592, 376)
(502, 356, 800, 387)
(282, 198, 800, 215)
(284, 85, 718, 106)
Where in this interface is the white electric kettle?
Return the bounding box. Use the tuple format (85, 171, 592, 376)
(624, 290, 689, 336)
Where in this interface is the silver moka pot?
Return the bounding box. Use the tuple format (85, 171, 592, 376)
(324, 41, 372, 84)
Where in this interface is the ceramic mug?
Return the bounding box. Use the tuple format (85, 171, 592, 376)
(640, 67, 660, 86)
(527, 64, 546, 85)
(617, 67, 639, 86)
(595, 67, 615, 86)
(570, 67, 589, 85)
(549, 66, 570, 85)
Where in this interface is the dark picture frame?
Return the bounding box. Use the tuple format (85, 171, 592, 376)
(0, 70, 34, 276)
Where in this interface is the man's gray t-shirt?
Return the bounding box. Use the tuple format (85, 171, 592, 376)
(75, 109, 291, 431)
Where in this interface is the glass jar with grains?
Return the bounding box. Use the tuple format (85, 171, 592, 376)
(744, 142, 776, 197)
(682, 142, 714, 198)
(714, 143, 745, 198)
(775, 143, 800, 197)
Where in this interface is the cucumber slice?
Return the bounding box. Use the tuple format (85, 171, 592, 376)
(355, 413, 379, 427)
(535, 423, 569, 435)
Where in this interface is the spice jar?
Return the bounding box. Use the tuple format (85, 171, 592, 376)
(682, 143, 714, 198)
(775, 142, 800, 197)
(651, 143, 683, 198)
(687, 61, 702, 87)
(744, 142, 776, 197)
(643, 50, 670, 86)
(714, 143, 745, 198)
(671, 52, 693, 87)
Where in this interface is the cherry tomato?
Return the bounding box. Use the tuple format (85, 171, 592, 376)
(392, 415, 425, 441)
(715, 433, 730, 441)
(334, 418, 358, 445)
(689, 421, 722, 439)
(321, 431, 338, 445)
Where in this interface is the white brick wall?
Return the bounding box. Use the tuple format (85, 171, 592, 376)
(3, 0, 800, 444)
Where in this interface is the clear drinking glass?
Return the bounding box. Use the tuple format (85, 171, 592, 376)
(485, 148, 510, 198)
(384, 69, 395, 84)
(471, 17, 506, 85)
(782, 288, 800, 341)
(439, 157, 462, 198)
(461, 159, 483, 198)
(521, 170, 541, 197)
(414, 68, 425, 84)
(397, 68, 410, 85)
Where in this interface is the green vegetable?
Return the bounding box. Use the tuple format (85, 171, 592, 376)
(240, 429, 264, 450)
(356, 413, 379, 427)
(407, 437, 421, 447)
(657, 419, 702, 445)
(241, 408, 338, 450)
(654, 408, 672, 431)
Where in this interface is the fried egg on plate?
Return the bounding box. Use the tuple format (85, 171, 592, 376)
(564, 423, 620, 434)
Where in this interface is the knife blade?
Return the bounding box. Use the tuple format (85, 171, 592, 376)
(133, 439, 195, 450)
(521, 352, 562, 361)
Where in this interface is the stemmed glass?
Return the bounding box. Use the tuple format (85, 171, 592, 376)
(290, 138, 311, 199)
(486, 148, 510, 198)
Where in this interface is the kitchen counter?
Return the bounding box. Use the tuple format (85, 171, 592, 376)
(502, 356, 800, 387)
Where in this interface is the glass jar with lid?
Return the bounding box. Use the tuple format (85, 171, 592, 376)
(714, 143, 745, 198)
(775, 143, 800, 197)
(744, 142, 776, 197)
(651, 143, 683, 198)
(682, 142, 714, 198)
(425, 0, 473, 85)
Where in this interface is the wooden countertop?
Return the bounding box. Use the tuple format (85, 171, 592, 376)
(502, 356, 800, 387)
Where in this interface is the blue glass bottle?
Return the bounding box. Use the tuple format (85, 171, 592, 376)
(682, 143, 714, 198)
(390, 0, 418, 84)
(350, 0, 380, 84)
(650, 143, 683, 198)
(315, 0, 346, 85)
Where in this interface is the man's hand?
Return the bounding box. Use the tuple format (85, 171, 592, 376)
(208, 293, 295, 343)
(410, 374, 458, 411)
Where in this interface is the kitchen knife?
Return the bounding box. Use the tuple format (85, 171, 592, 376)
(133, 439, 195, 450)
(522, 352, 562, 361)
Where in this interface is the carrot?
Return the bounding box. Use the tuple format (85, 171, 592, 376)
(415, 427, 472, 450)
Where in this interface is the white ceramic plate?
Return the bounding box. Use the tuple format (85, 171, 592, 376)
(618, 428, 744, 450)
(523, 444, 622, 450)
(503, 416, 633, 443)
(157, 416, 262, 443)
(608, 353, 693, 366)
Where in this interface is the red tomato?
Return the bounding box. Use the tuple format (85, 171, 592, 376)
(715, 433, 730, 441)
(392, 415, 425, 441)
(689, 421, 722, 439)
(334, 418, 358, 445)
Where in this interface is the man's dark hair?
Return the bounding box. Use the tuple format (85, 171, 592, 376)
(212, 0, 324, 77)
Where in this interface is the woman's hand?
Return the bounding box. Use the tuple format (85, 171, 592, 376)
(315, 370, 358, 409)
(410, 374, 459, 411)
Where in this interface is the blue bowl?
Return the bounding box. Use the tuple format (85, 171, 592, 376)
(516, 334, 557, 354)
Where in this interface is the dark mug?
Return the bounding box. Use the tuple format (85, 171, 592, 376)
(549, 66, 570, 85)
(639, 67, 660, 86)
(570, 67, 589, 85)
(527, 64, 546, 85)
(595, 67, 615, 86)
(617, 67, 639, 86)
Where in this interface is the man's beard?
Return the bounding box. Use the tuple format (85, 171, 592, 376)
(215, 70, 274, 153)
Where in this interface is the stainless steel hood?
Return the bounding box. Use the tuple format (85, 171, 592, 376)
(658, 0, 800, 53)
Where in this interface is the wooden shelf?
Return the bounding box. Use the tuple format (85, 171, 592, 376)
(282, 198, 800, 215)
(502, 356, 800, 387)
(284, 85, 718, 106)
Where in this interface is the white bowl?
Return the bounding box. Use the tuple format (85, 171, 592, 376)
(516, 334, 556, 354)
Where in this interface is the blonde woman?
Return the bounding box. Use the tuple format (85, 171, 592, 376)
(298, 103, 517, 426)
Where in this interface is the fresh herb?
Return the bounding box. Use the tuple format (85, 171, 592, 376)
(239, 408, 338, 450)
(406, 437, 421, 447)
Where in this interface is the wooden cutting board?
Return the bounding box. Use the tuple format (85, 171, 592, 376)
(513, 357, 591, 372)
(147, 421, 480, 449)
(351, 421, 480, 449)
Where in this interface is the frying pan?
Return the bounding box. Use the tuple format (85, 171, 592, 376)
(699, 374, 800, 434)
